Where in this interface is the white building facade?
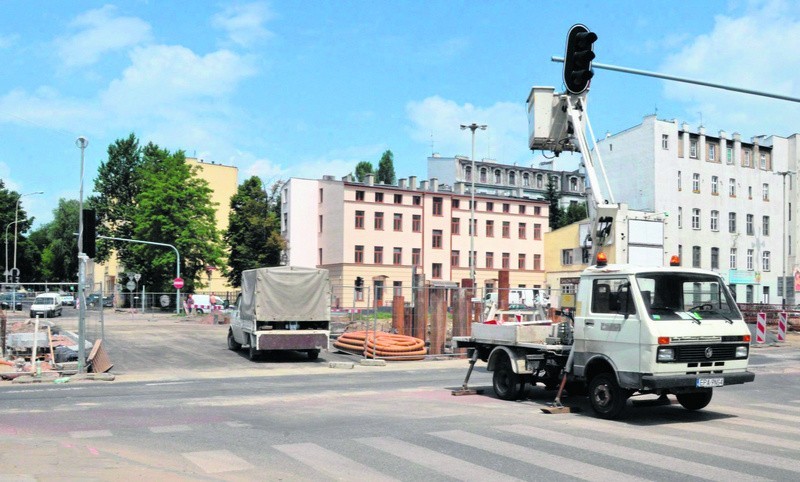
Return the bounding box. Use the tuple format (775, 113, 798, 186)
(595, 115, 798, 305)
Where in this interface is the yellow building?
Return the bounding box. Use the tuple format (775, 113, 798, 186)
(543, 220, 590, 309)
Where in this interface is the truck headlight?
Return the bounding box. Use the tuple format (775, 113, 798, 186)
(657, 347, 675, 362)
(735, 345, 749, 358)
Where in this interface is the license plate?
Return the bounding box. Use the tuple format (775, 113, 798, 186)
(696, 377, 724, 388)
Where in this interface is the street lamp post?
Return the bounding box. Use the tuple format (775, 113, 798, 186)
(777, 170, 795, 308)
(4, 220, 19, 285)
(460, 123, 487, 288)
(76, 136, 89, 373)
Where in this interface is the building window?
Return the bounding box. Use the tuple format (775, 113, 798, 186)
(518, 223, 527, 239)
(692, 208, 700, 229)
(711, 247, 719, 270)
(393, 247, 402, 265)
(569, 177, 578, 191)
(494, 170, 502, 184)
(480, 168, 487, 183)
(562, 249, 574, 265)
(375, 192, 384, 203)
(762, 251, 770, 271)
(533, 254, 541, 270)
(534, 223, 542, 240)
(519, 205, 526, 214)
(468, 219, 476, 236)
(432, 263, 442, 279)
(469, 250, 476, 268)
(393, 213, 402, 231)
(486, 220, 494, 237)
(677, 171, 682, 190)
(393, 281, 402, 297)
(452, 199, 460, 209)
(509, 171, 516, 185)
(523, 173, 530, 186)
(708, 143, 716, 162)
(503, 203, 510, 213)
(486, 252, 494, 269)
(432, 197, 443, 215)
(486, 201, 494, 212)
(534, 206, 541, 216)
(692, 173, 700, 192)
(374, 212, 384, 230)
(726, 147, 733, 164)
(413, 195, 421, 205)
(678, 207, 682, 229)
(762, 183, 769, 201)
(710, 210, 719, 231)
(412, 248, 421, 266)
(728, 212, 737, 233)
(502, 252, 510, 269)
(711, 176, 718, 195)
(748, 186, 753, 199)
(465, 165, 472, 181)
(451, 217, 460, 235)
(746, 249, 754, 270)
(502, 221, 510, 238)
(355, 210, 364, 229)
(762, 216, 770, 236)
(451, 250, 460, 267)
(354, 245, 364, 264)
(690, 139, 698, 158)
(356, 190, 365, 201)
(760, 152, 767, 169)
(518, 253, 526, 270)
(319, 188, 323, 203)
(692, 246, 701, 268)
(662, 134, 669, 149)
(394, 194, 402, 204)
(729, 178, 736, 197)
(374, 246, 383, 264)
(746, 214, 754, 235)
(536, 174, 544, 189)
(744, 149, 752, 167)
(319, 215, 323, 233)
(730, 248, 737, 269)
(582, 248, 590, 264)
(412, 215, 421, 232)
(432, 229, 442, 248)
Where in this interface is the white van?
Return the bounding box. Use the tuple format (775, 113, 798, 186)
(30, 293, 63, 318)
(190, 294, 226, 314)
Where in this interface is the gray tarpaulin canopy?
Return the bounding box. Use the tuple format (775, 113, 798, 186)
(240, 266, 330, 321)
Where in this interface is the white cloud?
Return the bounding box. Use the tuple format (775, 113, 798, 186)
(212, 2, 274, 47)
(0, 87, 102, 132)
(56, 5, 152, 68)
(660, 0, 800, 137)
(406, 96, 530, 164)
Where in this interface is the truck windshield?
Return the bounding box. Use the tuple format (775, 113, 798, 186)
(635, 272, 740, 321)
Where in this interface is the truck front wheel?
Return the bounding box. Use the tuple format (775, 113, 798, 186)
(227, 330, 241, 351)
(677, 389, 713, 410)
(589, 373, 628, 419)
(493, 358, 523, 401)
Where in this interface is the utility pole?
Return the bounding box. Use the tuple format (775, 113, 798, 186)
(460, 123, 487, 288)
(76, 136, 88, 373)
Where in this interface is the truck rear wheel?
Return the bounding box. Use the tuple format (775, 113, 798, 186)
(677, 389, 713, 410)
(227, 330, 241, 351)
(589, 373, 628, 419)
(307, 349, 320, 360)
(493, 358, 523, 400)
(248, 335, 259, 361)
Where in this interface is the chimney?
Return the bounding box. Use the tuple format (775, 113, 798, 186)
(398, 178, 407, 189)
(365, 173, 374, 186)
(430, 178, 438, 192)
(342, 174, 354, 182)
(454, 182, 465, 194)
(409, 176, 417, 190)
(420, 180, 429, 191)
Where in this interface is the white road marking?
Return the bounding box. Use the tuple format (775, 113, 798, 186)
(274, 442, 398, 481)
(182, 450, 253, 474)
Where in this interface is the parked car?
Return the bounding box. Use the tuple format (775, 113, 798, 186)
(59, 292, 75, 306)
(0, 293, 23, 311)
(30, 293, 63, 318)
(86, 293, 114, 308)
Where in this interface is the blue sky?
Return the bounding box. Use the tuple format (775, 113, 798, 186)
(2, 0, 799, 227)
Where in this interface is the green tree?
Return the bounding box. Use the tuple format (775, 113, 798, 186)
(560, 202, 589, 227)
(37, 199, 80, 282)
(224, 177, 286, 287)
(126, 144, 225, 293)
(376, 149, 396, 185)
(0, 181, 41, 282)
(354, 161, 373, 182)
(89, 133, 144, 263)
(545, 175, 562, 230)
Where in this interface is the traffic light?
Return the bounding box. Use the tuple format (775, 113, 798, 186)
(82, 208, 96, 258)
(563, 24, 598, 95)
(355, 276, 364, 292)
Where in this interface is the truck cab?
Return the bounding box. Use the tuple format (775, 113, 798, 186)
(572, 256, 754, 418)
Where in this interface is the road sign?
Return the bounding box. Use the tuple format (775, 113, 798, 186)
(777, 311, 787, 342)
(126, 280, 136, 291)
(134, 273, 141, 282)
(756, 312, 766, 343)
(173, 277, 184, 289)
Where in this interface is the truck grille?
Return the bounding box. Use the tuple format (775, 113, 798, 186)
(674, 344, 738, 362)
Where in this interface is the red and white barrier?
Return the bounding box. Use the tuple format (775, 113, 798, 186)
(777, 311, 787, 342)
(194, 304, 223, 311)
(756, 312, 767, 344)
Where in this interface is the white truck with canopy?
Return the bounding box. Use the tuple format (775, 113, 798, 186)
(227, 266, 331, 361)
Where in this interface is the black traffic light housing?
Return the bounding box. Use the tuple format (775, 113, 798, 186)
(355, 276, 364, 291)
(563, 24, 598, 95)
(82, 208, 96, 259)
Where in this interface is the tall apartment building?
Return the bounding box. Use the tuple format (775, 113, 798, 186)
(282, 173, 550, 308)
(427, 154, 586, 208)
(595, 115, 798, 305)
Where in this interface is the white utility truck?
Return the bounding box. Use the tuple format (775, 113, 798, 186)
(227, 266, 331, 361)
(453, 34, 754, 418)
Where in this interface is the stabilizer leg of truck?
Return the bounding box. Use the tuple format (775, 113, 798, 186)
(451, 348, 484, 396)
(541, 372, 579, 414)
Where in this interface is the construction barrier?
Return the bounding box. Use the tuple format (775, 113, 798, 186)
(756, 312, 767, 344)
(777, 311, 787, 342)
